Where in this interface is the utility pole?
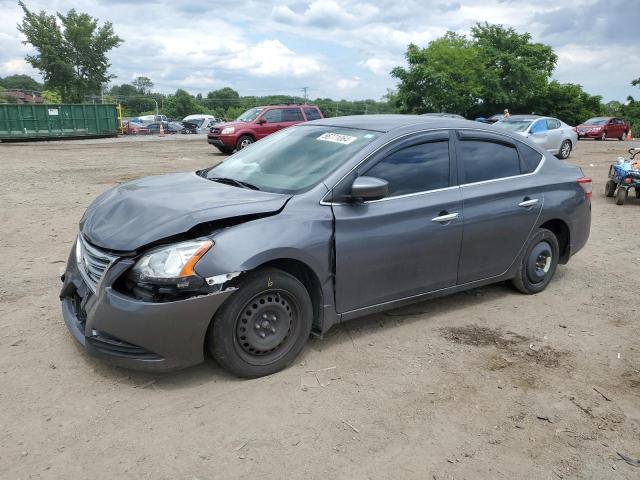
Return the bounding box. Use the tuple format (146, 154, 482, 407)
(301, 87, 308, 103)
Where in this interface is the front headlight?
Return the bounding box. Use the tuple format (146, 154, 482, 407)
(131, 239, 213, 282)
(221, 127, 235, 135)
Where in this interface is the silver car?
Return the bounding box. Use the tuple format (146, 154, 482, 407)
(495, 115, 577, 159)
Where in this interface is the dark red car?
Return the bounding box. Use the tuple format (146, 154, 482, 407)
(576, 117, 629, 141)
(207, 104, 323, 153)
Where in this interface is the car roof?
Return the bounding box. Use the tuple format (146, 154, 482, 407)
(503, 114, 545, 120)
(308, 114, 489, 133)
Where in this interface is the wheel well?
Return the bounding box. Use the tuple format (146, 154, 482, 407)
(238, 133, 256, 141)
(540, 219, 570, 264)
(258, 259, 323, 332)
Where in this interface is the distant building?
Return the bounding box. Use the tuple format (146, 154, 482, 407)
(3, 89, 44, 104)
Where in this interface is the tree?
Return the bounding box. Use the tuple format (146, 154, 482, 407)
(391, 32, 483, 115)
(530, 81, 602, 126)
(0, 74, 43, 91)
(206, 87, 240, 110)
(132, 76, 153, 94)
(41, 89, 62, 103)
(18, 1, 122, 103)
(164, 89, 202, 118)
(391, 23, 557, 117)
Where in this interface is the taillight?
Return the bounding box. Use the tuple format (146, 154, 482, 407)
(577, 177, 592, 199)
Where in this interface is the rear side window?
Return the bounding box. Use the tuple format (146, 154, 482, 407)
(459, 140, 520, 183)
(519, 143, 543, 173)
(365, 141, 449, 196)
(282, 108, 304, 122)
(304, 107, 322, 120)
(546, 119, 560, 129)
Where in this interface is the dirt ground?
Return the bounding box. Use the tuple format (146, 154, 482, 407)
(1, 134, 639, 479)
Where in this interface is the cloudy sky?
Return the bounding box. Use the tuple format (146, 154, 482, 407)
(0, 0, 637, 102)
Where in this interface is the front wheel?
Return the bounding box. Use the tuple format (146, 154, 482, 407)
(208, 268, 313, 378)
(598, 131, 607, 141)
(616, 187, 627, 205)
(236, 135, 254, 151)
(620, 131, 627, 141)
(511, 228, 559, 294)
(604, 180, 617, 197)
(558, 140, 572, 159)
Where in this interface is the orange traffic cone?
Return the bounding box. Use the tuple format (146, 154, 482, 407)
(627, 130, 633, 141)
(159, 123, 165, 137)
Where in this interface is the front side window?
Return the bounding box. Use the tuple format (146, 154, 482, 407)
(460, 140, 520, 183)
(530, 120, 548, 134)
(282, 108, 304, 122)
(262, 109, 283, 123)
(205, 126, 380, 193)
(365, 141, 450, 197)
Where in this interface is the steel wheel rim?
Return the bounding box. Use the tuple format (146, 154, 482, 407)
(239, 139, 252, 149)
(234, 289, 299, 366)
(527, 241, 552, 283)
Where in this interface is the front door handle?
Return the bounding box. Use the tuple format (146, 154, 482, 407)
(431, 212, 459, 224)
(518, 198, 539, 208)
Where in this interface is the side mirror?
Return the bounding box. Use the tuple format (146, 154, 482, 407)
(257, 118, 266, 125)
(350, 176, 389, 202)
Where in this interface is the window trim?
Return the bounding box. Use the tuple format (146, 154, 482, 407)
(320, 127, 545, 205)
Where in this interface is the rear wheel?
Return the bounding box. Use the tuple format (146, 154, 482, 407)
(616, 187, 627, 205)
(511, 228, 559, 294)
(604, 180, 617, 197)
(558, 140, 572, 159)
(236, 135, 254, 151)
(208, 268, 313, 378)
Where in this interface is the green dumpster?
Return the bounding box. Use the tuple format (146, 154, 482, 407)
(0, 104, 119, 140)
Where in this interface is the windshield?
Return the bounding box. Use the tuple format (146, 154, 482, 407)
(583, 117, 608, 125)
(237, 108, 264, 122)
(205, 126, 381, 193)
(495, 119, 533, 132)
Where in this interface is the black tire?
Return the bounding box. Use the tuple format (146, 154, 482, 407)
(558, 140, 572, 159)
(208, 268, 312, 378)
(235, 135, 254, 151)
(615, 187, 627, 205)
(216, 146, 234, 154)
(598, 131, 607, 141)
(511, 228, 560, 294)
(636, 188, 640, 199)
(604, 180, 617, 197)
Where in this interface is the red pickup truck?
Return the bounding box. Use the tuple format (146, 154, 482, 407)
(576, 117, 629, 141)
(207, 104, 323, 154)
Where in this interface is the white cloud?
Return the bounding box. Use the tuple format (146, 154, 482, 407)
(361, 58, 397, 75)
(337, 77, 361, 90)
(223, 40, 322, 77)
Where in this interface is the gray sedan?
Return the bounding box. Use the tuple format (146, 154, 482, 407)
(495, 115, 578, 159)
(60, 115, 592, 378)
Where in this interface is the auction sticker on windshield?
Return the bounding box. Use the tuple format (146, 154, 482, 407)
(317, 132, 357, 145)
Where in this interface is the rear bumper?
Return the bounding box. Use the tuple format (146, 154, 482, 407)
(60, 247, 235, 372)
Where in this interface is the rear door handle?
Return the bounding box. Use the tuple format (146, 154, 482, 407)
(431, 212, 459, 224)
(518, 198, 539, 207)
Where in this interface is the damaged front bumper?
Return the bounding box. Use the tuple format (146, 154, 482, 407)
(59, 247, 236, 372)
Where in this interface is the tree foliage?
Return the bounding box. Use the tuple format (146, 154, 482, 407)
(18, 1, 122, 103)
(164, 89, 204, 119)
(206, 87, 240, 110)
(41, 89, 62, 103)
(0, 74, 43, 91)
(132, 76, 153, 95)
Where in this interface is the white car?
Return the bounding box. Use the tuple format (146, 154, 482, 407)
(494, 115, 578, 159)
(182, 115, 219, 134)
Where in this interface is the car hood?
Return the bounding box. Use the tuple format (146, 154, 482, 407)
(576, 124, 602, 129)
(214, 121, 249, 130)
(80, 172, 290, 251)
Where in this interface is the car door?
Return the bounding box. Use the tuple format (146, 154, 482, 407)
(545, 118, 563, 153)
(455, 131, 544, 284)
(528, 119, 551, 151)
(281, 107, 305, 128)
(256, 108, 284, 139)
(331, 131, 463, 313)
(606, 118, 617, 138)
